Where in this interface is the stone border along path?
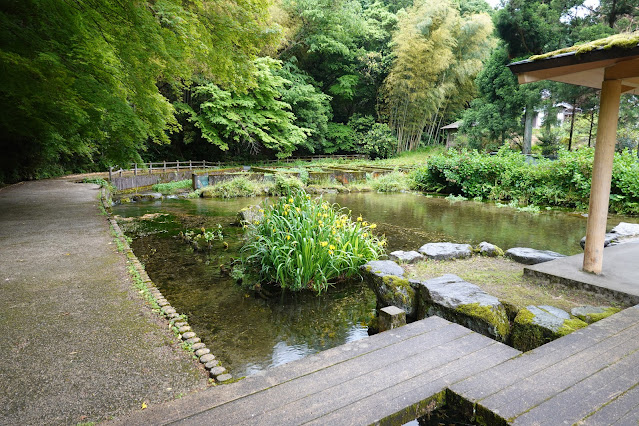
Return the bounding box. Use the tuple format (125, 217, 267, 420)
(0, 180, 210, 425)
(106, 197, 234, 383)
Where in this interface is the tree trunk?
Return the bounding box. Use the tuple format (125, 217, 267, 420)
(523, 105, 533, 155)
(588, 110, 595, 147)
(568, 101, 577, 151)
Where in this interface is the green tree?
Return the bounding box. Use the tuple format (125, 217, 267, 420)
(460, 45, 537, 150)
(178, 58, 309, 158)
(275, 61, 333, 153)
(279, 0, 398, 121)
(0, 0, 277, 182)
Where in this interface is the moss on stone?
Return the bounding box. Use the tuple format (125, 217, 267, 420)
(556, 317, 588, 336)
(529, 31, 639, 61)
(512, 308, 546, 352)
(455, 303, 510, 339)
(382, 275, 415, 305)
(574, 307, 621, 324)
(512, 307, 588, 351)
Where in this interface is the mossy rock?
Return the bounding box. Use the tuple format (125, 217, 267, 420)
(571, 306, 621, 324)
(377, 275, 416, 317)
(512, 305, 588, 352)
(360, 261, 416, 317)
(477, 241, 504, 257)
(236, 205, 264, 225)
(416, 274, 510, 342)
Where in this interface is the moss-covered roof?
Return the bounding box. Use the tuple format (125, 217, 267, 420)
(529, 31, 639, 61)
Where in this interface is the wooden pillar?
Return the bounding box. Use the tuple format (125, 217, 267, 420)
(583, 79, 621, 274)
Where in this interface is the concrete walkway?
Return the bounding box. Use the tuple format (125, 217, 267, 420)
(524, 242, 639, 305)
(0, 180, 207, 425)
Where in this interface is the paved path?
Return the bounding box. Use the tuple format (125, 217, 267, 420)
(524, 242, 639, 304)
(0, 180, 207, 425)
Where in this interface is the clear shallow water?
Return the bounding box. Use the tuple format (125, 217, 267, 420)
(113, 193, 637, 377)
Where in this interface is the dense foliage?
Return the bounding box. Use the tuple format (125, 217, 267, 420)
(412, 147, 639, 214)
(2, 0, 638, 182)
(0, 0, 277, 182)
(242, 190, 386, 293)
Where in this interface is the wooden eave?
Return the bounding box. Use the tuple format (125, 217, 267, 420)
(507, 45, 639, 95)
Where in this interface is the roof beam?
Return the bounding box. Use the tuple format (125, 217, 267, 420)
(605, 58, 639, 80)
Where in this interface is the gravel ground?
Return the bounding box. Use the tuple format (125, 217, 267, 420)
(0, 180, 208, 425)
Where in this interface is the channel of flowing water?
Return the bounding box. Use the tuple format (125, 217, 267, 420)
(113, 192, 637, 377)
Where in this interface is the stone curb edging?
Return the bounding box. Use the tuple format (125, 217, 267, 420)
(99, 187, 233, 384)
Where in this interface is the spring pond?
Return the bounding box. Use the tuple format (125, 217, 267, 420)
(113, 192, 637, 377)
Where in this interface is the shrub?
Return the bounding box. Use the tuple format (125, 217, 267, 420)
(201, 176, 258, 198)
(370, 170, 410, 192)
(272, 173, 305, 195)
(152, 179, 192, 194)
(411, 147, 639, 214)
(241, 190, 386, 293)
(358, 123, 398, 159)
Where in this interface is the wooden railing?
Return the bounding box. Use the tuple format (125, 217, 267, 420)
(108, 160, 219, 180)
(259, 154, 367, 164)
(108, 155, 368, 180)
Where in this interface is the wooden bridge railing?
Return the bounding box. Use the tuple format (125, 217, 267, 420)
(108, 155, 368, 180)
(108, 160, 219, 180)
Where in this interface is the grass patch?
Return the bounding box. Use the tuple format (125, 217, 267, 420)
(404, 257, 625, 312)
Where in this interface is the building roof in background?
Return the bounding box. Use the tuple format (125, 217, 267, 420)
(441, 120, 462, 130)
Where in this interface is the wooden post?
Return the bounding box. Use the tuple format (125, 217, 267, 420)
(163, 160, 167, 172)
(177, 160, 180, 171)
(109, 167, 112, 181)
(583, 79, 621, 274)
(149, 162, 153, 174)
(134, 163, 138, 176)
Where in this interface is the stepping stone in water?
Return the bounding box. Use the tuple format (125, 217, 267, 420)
(361, 260, 417, 317)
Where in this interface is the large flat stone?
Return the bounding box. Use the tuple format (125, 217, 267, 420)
(415, 274, 510, 342)
(611, 222, 639, 236)
(505, 247, 566, 265)
(362, 260, 405, 277)
(579, 232, 619, 249)
(389, 250, 424, 264)
(418, 243, 472, 260)
(512, 305, 587, 351)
